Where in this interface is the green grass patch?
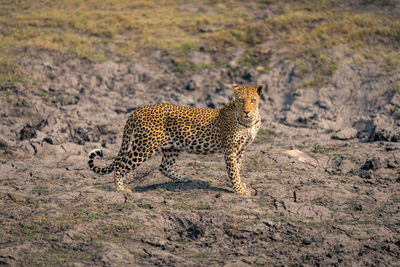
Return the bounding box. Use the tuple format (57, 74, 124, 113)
(268, 1, 400, 84)
(32, 184, 50, 196)
(254, 128, 278, 144)
(0, 56, 25, 89)
(392, 86, 400, 94)
(248, 154, 268, 171)
(193, 252, 209, 259)
(0, 0, 268, 58)
(311, 143, 338, 154)
(0, 0, 399, 80)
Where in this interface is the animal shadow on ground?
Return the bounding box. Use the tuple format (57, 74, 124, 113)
(132, 180, 232, 193)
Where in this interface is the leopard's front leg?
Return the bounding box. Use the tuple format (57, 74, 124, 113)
(224, 148, 250, 196)
(236, 149, 248, 190)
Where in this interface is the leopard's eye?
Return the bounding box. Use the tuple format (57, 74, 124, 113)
(251, 99, 256, 103)
(239, 99, 244, 103)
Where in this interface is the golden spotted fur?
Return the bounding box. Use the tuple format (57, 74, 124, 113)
(88, 84, 264, 195)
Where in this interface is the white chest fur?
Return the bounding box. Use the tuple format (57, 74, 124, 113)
(249, 124, 258, 141)
(241, 121, 260, 145)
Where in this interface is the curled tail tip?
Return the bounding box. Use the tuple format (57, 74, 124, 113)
(88, 148, 114, 174)
(88, 148, 104, 159)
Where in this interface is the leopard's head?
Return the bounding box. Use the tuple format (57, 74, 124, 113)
(232, 84, 264, 127)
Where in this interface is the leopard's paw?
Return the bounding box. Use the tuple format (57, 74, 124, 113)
(116, 187, 132, 194)
(236, 189, 251, 196)
(235, 184, 251, 196)
(178, 175, 193, 183)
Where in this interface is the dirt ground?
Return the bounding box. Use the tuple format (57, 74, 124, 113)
(0, 43, 399, 266)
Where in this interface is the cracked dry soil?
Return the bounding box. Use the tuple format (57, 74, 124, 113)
(0, 51, 399, 266)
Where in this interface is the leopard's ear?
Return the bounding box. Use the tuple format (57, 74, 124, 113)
(232, 84, 240, 94)
(255, 84, 264, 95)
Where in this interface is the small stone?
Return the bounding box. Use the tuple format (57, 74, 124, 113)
(256, 66, 265, 72)
(271, 233, 283, 241)
(387, 158, 398, 169)
(362, 157, 384, 171)
(229, 60, 239, 69)
(186, 80, 198, 91)
(354, 203, 363, 211)
(333, 127, 358, 140)
(264, 220, 275, 227)
(359, 169, 372, 179)
(338, 159, 355, 174)
(186, 76, 201, 91)
(241, 69, 252, 81)
(391, 94, 400, 106)
(20, 125, 37, 140)
(315, 100, 330, 110)
(43, 137, 53, 144)
(385, 144, 398, 151)
(8, 193, 29, 202)
(0, 138, 8, 148)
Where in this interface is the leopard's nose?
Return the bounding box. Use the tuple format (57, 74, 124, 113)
(243, 111, 250, 116)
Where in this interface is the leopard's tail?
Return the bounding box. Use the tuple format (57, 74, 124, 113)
(88, 149, 116, 174)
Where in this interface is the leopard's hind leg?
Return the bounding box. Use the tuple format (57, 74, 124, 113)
(114, 131, 165, 192)
(114, 149, 155, 193)
(159, 148, 192, 182)
(114, 167, 132, 193)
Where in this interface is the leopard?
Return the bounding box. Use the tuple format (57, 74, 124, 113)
(88, 84, 264, 196)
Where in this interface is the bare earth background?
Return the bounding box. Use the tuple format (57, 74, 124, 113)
(0, 1, 400, 266)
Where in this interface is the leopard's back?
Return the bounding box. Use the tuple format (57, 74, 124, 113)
(131, 103, 223, 154)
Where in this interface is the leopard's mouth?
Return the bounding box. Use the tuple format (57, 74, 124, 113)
(239, 117, 256, 127)
(242, 115, 254, 122)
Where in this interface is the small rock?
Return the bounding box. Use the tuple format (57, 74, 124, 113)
(141, 237, 167, 248)
(264, 220, 275, 227)
(385, 144, 398, 151)
(229, 60, 239, 69)
(387, 158, 398, 169)
(0, 138, 8, 148)
(369, 120, 400, 142)
(361, 157, 385, 171)
(333, 127, 358, 140)
(354, 203, 363, 211)
(186, 75, 202, 91)
(43, 137, 53, 144)
(241, 69, 252, 81)
(20, 125, 37, 140)
(359, 169, 372, 179)
(185, 224, 206, 240)
(256, 65, 265, 72)
(338, 159, 355, 174)
(19, 119, 47, 141)
(391, 93, 400, 106)
(199, 27, 213, 33)
(8, 193, 30, 203)
(206, 102, 215, 108)
(283, 149, 318, 167)
(315, 100, 330, 110)
(271, 233, 283, 241)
